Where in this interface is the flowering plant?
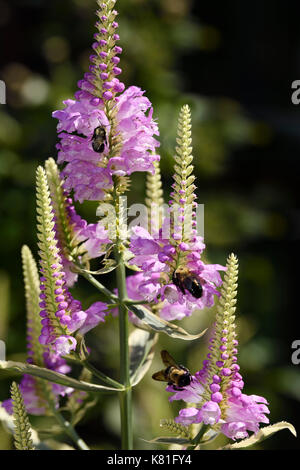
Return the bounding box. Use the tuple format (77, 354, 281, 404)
(0, 0, 296, 451)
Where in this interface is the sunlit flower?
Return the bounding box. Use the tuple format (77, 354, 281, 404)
(129, 226, 225, 318)
(128, 105, 225, 318)
(167, 254, 270, 441)
(36, 166, 109, 357)
(52, 0, 159, 203)
(1, 246, 73, 415)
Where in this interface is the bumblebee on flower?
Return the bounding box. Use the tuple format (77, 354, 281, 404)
(128, 105, 225, 320)
(52, 0, 160, 204)
(166, 254, 270, 441)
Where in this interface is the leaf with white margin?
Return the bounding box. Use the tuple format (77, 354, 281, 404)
(223, 422, 297, 449)
(142, 436, 191, 445)
(78, 259, 118, 275)
(129, 304, 207, 341)
(129, 329, 158, 386)
(0, 361, 124, 393)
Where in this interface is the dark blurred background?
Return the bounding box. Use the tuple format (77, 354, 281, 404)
(0, 0, 300, 450)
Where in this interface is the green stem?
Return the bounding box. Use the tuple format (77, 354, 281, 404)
(123, 299, 149, 306)
(187, 424, 210, 450)
(51, 406, 90, 450)
(82, 270, 148, 308)
(114, 248, 133, 450)
(41, 382, 89, 450)
(192, 424, 210, 444)
(81, 271, 118, 302)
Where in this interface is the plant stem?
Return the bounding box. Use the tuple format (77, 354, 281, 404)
(82, 270, 148, 308)
(192, 423, 210, 444)
(81, 271, 118, 302)
(123, 299, 149, 306)
(80, 252, 135, 448)
(114, 248, 133, 450)
(51, 406, 90, 450)
(41, 381, 89, 450)
(186, 424, 210, 450)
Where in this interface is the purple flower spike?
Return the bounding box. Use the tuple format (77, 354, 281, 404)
(126, 105, 225, 318)
(1, 245, 75, 416)
(35, 166, 109, 358)
(53, 87, 160, 203)
(75, 0, 124, 103)
(168, 255, 270, 441)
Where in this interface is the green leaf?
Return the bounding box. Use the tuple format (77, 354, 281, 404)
(223, 422, 297, 449)
(78, 259, 118, 275)
(0, 361, 124, 393)
(124, 248, 141, 272)
(129, 329, 158, 386)
(129, 305, 207, 341)
(143, 436, 191, 445)
(201, 429, 219, 443)
(125, 262, 142, 272)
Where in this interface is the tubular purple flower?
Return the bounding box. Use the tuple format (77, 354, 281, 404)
(123, 272, 194, 321)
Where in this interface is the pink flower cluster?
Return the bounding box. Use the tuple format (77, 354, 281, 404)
(128, 226, 225, 320)
(53, 87, 160, 203)
(169, 373, 270, 440)
(124, 272, 191, 322)
(167, 333, 270, 440)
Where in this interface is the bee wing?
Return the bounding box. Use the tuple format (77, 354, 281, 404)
(161, 350, 178, 368)
(152, 370, 167, 382)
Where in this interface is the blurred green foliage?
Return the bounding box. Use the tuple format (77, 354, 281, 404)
(0, 0, 299, 450)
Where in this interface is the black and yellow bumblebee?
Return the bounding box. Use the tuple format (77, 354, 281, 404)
(92, 126, 107, 153)
(152, 350, 191, 391)
(62, 126, 107, 153)
(172, 266, 203, 299)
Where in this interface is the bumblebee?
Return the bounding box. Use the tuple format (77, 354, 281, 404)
(92, 126, 107, 153)
(172, 266, 203, 299)
(152, 350, 191, 391)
